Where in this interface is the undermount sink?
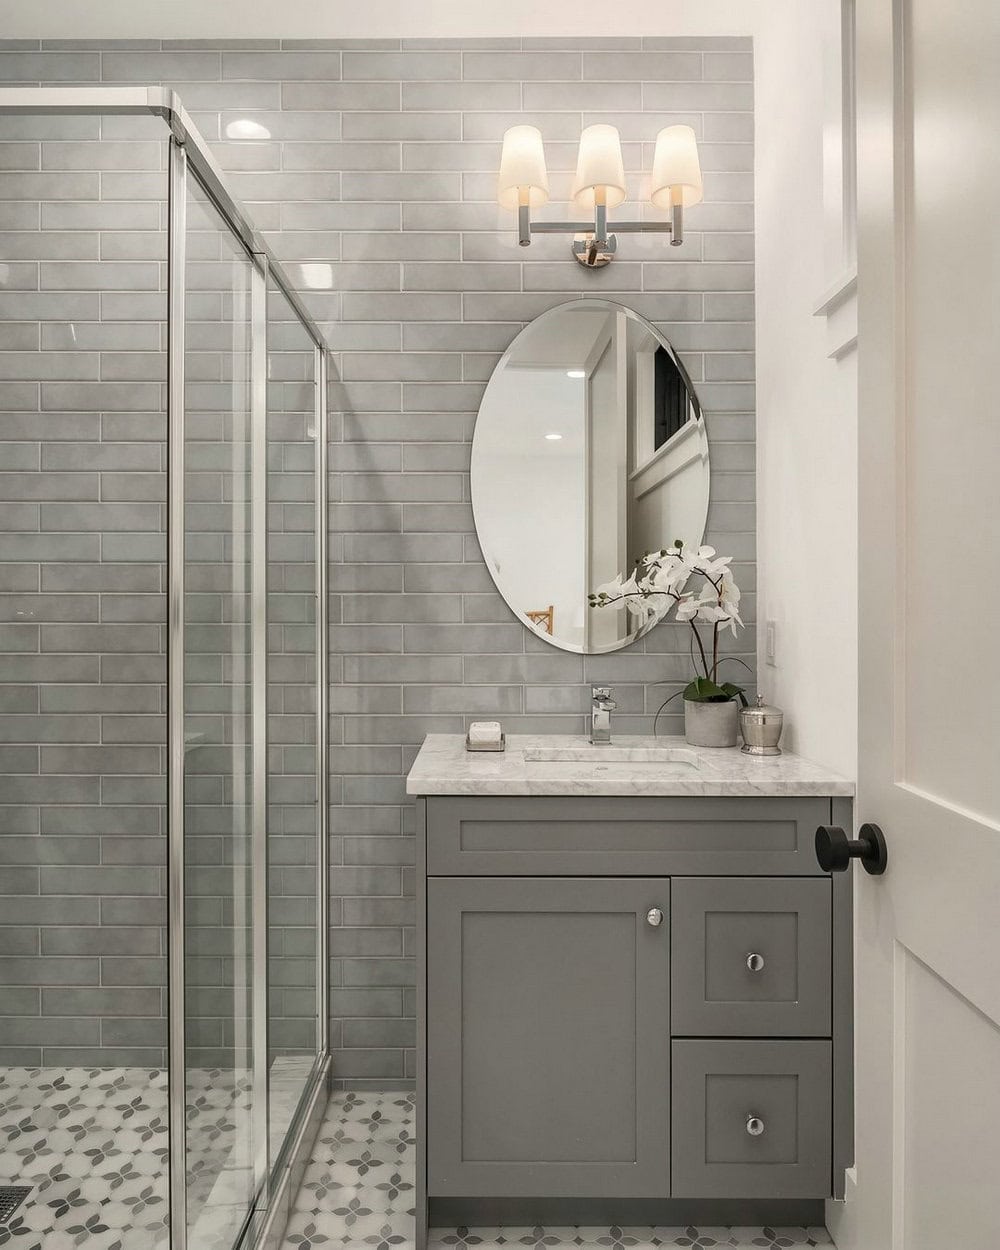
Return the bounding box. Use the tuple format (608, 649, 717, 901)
(523, 744, 709, 771)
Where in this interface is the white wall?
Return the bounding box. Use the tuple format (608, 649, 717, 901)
(754, 0, 858, 779)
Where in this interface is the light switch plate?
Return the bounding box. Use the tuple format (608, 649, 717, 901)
(765, 619, 777, 666)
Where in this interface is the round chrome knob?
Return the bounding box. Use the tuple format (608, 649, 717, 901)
(746, 1114, 765, 1137)
(646, 907, 663, 927)
(746, 952, 765, 973)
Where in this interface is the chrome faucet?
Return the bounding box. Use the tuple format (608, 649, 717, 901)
(590, 686, 617, 745)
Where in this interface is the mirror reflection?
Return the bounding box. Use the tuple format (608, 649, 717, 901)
(471, 299, 710, 653)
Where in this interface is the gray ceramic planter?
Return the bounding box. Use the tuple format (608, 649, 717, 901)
(684, 698, 739, 747)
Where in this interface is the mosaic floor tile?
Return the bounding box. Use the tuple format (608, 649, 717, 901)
(0, 1058, 311, 1250)
(0, 1077, 835, 1250)
(279, 1095, 834, 1250)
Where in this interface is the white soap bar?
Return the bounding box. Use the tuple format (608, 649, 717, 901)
(468, 721, 502, 746)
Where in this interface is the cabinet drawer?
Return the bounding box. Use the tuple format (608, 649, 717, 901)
(425, 795, 830, 876)
(671, 877, 831, 1036)
(672, 1039, 831, 1198)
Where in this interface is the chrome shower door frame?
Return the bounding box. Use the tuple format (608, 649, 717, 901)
(166, 131, 189, 1248)
(0, 85, 332, 1250)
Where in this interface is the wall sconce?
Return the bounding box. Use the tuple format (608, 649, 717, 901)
(498, 123, 703, 268)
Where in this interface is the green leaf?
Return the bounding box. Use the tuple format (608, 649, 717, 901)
(683, 676, 746, 704)
(719, 680, 749, 707)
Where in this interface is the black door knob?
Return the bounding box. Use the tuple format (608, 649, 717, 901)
(815, 823, 887, 875)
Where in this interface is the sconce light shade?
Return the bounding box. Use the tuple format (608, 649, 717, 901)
(650, 125, 704, 208)
(571, 123, 627, 210)
(497, 125, 550, 209)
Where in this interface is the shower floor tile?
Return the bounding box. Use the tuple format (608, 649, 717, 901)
(279, 1094, 833, 1250)
(0, 1059, 312, 1250)
(0, 1066, 170, 1250)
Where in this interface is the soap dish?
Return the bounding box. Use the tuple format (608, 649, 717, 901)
(465, 733, 505, 753)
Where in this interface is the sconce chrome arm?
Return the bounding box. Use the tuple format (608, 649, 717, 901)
(526, 217, 683, 238)
(517, 201, 685, 266)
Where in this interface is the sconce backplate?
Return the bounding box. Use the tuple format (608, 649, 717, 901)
(572, 232, 618, 269)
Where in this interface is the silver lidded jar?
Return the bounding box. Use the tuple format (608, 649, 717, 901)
(739, 694, 784, 756)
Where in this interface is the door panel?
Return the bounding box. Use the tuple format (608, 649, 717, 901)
(427, 877, 670, 1197)
(900, 952, 999, 1247)
(838, 0, 1000, 1244)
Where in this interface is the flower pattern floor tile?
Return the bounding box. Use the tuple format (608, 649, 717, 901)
(0, 1066, 171, 1250)
(0, 1076, 835, 1250)
(279, 1093, 834, 1250)
(0, 1060, 311, 1250)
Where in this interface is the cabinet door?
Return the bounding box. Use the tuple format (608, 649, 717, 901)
(427, 877, 670, 1197)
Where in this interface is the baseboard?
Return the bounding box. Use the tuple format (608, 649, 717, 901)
(429, 1197, 826, 1228)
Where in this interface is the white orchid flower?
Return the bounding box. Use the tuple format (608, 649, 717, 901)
(627, 595, 664, 621)
(699, 556, 734, 579)
(590, 545, 744, 670)
(680, 548, 702, 571)
(717, 573, 742, 627)
(647, 561, 686, 593)
(593, 574, 629, 602)
(675, 595, 699, 621)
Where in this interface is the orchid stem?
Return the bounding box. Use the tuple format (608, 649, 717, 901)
(689, 618, 711, 680)
(712, 620, 719, 683)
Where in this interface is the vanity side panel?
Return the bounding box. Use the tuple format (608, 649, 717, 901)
(831, 795, 854, 1200)
(425, 795, 829, 876)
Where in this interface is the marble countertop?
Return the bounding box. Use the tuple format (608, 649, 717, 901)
(406, 734, 855, 798)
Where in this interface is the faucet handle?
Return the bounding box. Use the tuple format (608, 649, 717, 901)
(592, 686, 616, 708)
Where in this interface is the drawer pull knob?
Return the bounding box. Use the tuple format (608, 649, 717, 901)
(746, 952, 765, 972)
(746, 1114, 765, 1137)
(646, 907, 663, 927)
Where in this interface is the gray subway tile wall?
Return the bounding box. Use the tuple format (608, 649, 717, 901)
(0, 110, 169, 1069)
(0, 37, 754, 1085)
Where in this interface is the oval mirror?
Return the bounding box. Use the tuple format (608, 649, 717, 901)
(471, 298, 710, 654)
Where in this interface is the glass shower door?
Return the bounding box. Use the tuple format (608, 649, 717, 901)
(165, 120, 327, 1250)
(180, 165, 261, 1248)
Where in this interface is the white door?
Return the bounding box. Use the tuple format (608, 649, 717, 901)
(829, 1, 1000, 1248)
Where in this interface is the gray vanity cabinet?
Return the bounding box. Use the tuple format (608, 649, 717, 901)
(417, 792, 852, 1236)
(426, 877, 671, 1197)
